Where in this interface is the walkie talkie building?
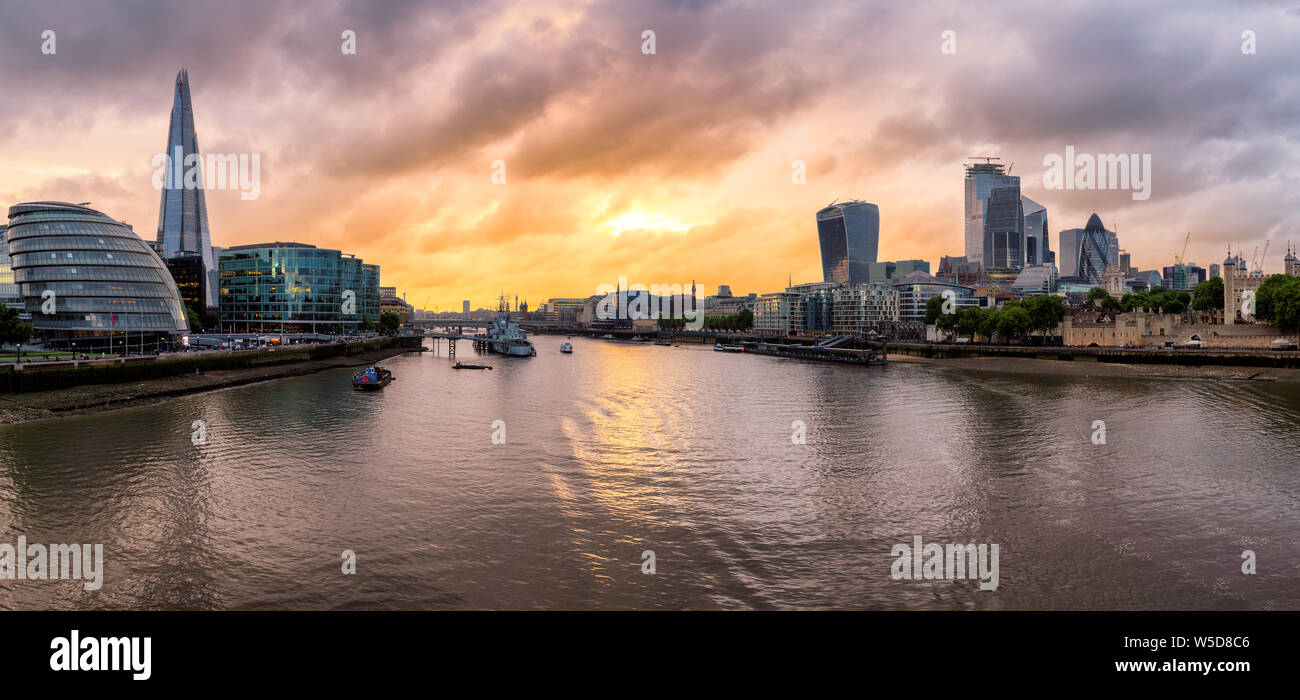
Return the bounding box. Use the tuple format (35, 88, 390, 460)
(816, 200, 879, 285)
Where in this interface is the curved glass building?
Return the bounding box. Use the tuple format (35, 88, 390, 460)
(816, 200, 879, 284)
(5, 201, 188, 350)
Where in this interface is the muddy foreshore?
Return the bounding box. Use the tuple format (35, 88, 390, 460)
(890, 353, 1300, 382)
(0, 346, 413, 425)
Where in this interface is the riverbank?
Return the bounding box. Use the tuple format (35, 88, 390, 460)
(0, 345, 412, 425)
(890, 353, 1300, 382)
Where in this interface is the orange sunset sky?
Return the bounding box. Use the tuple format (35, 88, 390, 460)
(1, 0, 1298, 310)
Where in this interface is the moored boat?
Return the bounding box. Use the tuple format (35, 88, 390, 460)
(713, 343, 745, 352)
(453, 362, 493, 370)
(352, 366, 393, 389)
(485, 296, 535, 357)
(560, 342, 573, 353)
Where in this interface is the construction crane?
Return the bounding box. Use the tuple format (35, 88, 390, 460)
(1256, 240, 1270, 275)
(1174, 231, 1191, 266)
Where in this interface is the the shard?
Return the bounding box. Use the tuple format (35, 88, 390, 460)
(156, 68, 217, 309)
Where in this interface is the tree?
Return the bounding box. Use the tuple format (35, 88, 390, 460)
(1256, 274, 1300, 332)
(0, 305, 33, 346)
(1024, 295, 1066, 336)
(185, 306, 202, 331)
(954, 307, 982, 339)
(379, 311, 401, 333)
(1087, 286, 1110, 307)
(735, 308, 754, 330)
(996, 305, 1031, 341)
(936, 310, 958, 334)
(924, 296, 944, 325)
(359, 315, 376, 331)
(1191, 276, 1224, 313)
(977, 308, 1001, 341)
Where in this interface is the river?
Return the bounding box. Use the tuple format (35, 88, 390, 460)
(1, 335, 1297, 609)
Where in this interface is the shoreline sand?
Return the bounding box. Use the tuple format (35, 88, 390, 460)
(889, 353, 1300, 382)
(0, 346, 412, 426)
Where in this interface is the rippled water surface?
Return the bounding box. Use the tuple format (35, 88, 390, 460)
(2, 336, 1298, 609)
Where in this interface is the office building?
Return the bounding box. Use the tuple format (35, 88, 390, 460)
(1059, 213, 1118, 285)
(964, 160, 1020, 267)
(1011, 264, 1060, 297)
(1023, 196, 1052, 266)
(218, 242, 380, 333)
(0, 225, 23, 310)
(155, 68, 219, 311)
(867, 259, 931, 283)
(891, 271, 977, 321)
(817, 200, 879, 284)
(6, 201, 188, 349)
(983, 186, 1025, 270)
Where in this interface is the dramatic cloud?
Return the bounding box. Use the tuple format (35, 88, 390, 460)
(0, 0, 1298, 309)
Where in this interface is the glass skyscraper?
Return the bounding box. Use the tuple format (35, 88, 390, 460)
(964, 161, 1021, 267)
(6, 201, 188, 348)
(156, 68, 218, 311)
(983, 186, 1024, 270)
(1058, 213, 1117, 284)
(1022, 196, 1051, 266)
(816, 200, 879, 285)
(218, 243, 380, 333)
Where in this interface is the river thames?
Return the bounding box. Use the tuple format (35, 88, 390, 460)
(1, 335, 1297, 610)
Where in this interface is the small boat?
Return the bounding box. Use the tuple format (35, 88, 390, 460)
(453, 362, 493, 370)
(600, 334, 615, 340)
(353, 366, 393, 389)
(713, 343, 745, 352)
(653, 339, 672, 346)
(560, 343, 573, 353)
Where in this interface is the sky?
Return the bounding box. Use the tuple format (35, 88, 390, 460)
(1, 0, 1298, 310)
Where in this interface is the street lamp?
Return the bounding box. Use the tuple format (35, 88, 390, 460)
(15, 343, 20, 364)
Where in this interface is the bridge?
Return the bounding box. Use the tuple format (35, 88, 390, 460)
(410, 318, 581, 333)
(402, 325, 496, 358)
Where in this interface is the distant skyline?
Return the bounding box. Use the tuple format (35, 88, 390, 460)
(1, 0, 1299, 309)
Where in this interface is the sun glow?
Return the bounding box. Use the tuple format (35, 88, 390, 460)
(605, 211, 692, 237)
